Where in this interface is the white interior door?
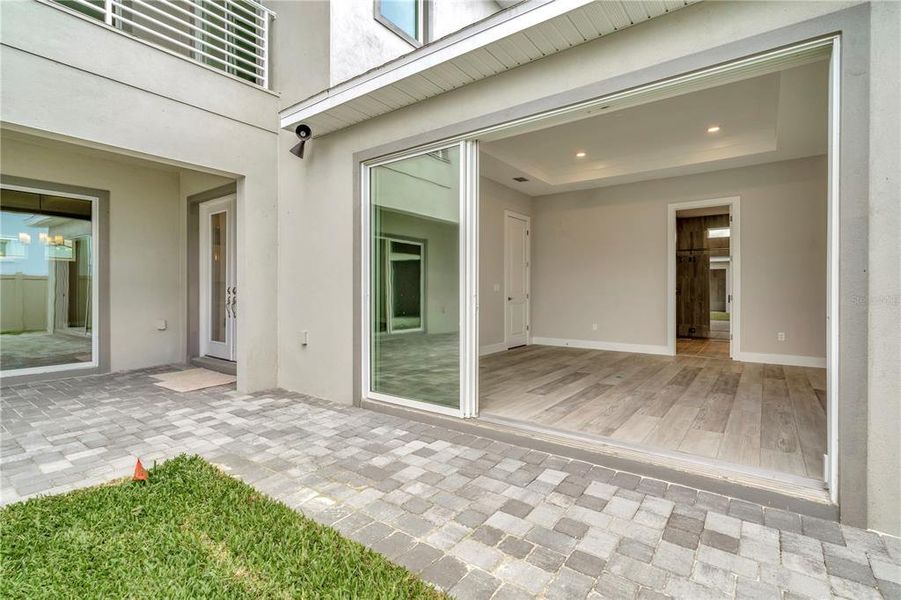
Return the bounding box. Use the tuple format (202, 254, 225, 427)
(505, 211, 530, 349)
(199, 196, 236, 361)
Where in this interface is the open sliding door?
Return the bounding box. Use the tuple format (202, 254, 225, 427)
(363, 141, 478, 418)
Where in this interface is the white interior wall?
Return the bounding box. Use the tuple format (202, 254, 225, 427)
(479, 176, 531, 351)
(527, 156, 827, 362)
(1, 136, 185, 371)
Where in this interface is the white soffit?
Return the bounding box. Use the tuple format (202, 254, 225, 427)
(279, 0, 698, 134)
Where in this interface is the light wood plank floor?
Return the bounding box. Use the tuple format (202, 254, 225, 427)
(479, 345, 827, 480)
(676, 338, 731, 359)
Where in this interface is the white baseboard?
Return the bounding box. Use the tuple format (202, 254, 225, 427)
(733, 352, 826, 368)
(479, 342, 508, 356)
(531, 337, 671, 356)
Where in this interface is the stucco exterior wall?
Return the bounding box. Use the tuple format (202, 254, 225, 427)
(276, 1, 898, 533)
(268, 0, 331, 109)
(328, 0, 501, 86)
(1, 0, 279, 391)
(1, 136, 183, 371)
(866, 0, 901, 537)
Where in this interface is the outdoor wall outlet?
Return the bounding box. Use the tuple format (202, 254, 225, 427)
(302, 330, 310, 346)
(156, 320, 167, 331)
(777, 332, 786, 342)
(592, 323, 598, 331)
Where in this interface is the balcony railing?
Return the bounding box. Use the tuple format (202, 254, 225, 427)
(54, 0, 275, 88)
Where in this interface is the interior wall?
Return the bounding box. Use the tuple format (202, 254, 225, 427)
(479, 176, 532, 351)
(529, 156, 827, 361)
(0, 136, 184, 371)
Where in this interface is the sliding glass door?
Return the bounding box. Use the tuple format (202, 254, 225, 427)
(364, 141, 478, 417)
(0, 186, 98, 375)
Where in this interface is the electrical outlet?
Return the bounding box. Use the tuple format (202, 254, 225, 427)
(592, 323, 598, 331)
(493, 283, 500, 292)
(777, 332, 785, 342)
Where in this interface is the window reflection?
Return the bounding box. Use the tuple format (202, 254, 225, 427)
(370, 147, 460, 408)
(1, 189, 94, 372)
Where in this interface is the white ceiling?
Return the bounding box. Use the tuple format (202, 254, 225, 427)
(480, 60, 829, 196)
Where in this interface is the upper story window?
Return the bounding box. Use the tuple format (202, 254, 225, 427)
(375, 0, 427, 46)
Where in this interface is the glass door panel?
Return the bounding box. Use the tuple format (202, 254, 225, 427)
(369, 146, 461, 409)
(199, 196, 235, 361)
(0, 189, 96, 374)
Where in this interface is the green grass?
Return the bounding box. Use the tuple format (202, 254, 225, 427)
(710, 311, 730, 321)
(0, 455, 447, 600)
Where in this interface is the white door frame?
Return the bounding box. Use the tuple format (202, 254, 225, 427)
(198, 194, 237, 361)
(503, 210, 531, 349)
(667, 196, 740, 358)
(0, 183, 100, 378)
(361, 140, 479, 419)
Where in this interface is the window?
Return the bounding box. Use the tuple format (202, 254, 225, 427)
(375, 0, 426, 46)
(1, 188, 97, 374)
(707, 227, 731, 239)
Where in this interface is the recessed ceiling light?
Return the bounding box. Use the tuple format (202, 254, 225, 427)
(575, 151, 587, 158)
(707, 125, 721, 133)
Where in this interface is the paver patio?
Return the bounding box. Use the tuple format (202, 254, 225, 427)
(1, 367, 899, 599)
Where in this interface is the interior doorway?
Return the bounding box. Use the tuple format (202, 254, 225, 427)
(671, 201, 735, 359)
(199, 195, 236, 362)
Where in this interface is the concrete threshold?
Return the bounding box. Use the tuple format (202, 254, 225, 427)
(190, 355, 237, 376)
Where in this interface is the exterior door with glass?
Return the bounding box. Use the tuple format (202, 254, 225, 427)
(199, 195, 236, 361)
(364, 141, 478, 418)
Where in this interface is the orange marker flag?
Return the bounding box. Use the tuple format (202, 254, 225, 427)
(133, 458, 149, 482)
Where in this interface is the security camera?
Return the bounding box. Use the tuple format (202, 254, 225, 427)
(290, 124, 312, 158)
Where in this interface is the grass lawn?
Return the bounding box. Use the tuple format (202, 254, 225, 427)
(0, 455, 447, 599)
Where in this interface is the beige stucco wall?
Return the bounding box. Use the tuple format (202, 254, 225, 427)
(0, 136, 184, 371)
(268, 0, 331, 110)
(529, 157, 827, 362)
(866, 0, 901, 537)
(1, 0, 279, 391)
(479, 177, 532, 350)
(328, 0, 501, 87)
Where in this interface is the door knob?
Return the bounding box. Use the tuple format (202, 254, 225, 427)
(508, 296, 513, 301)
